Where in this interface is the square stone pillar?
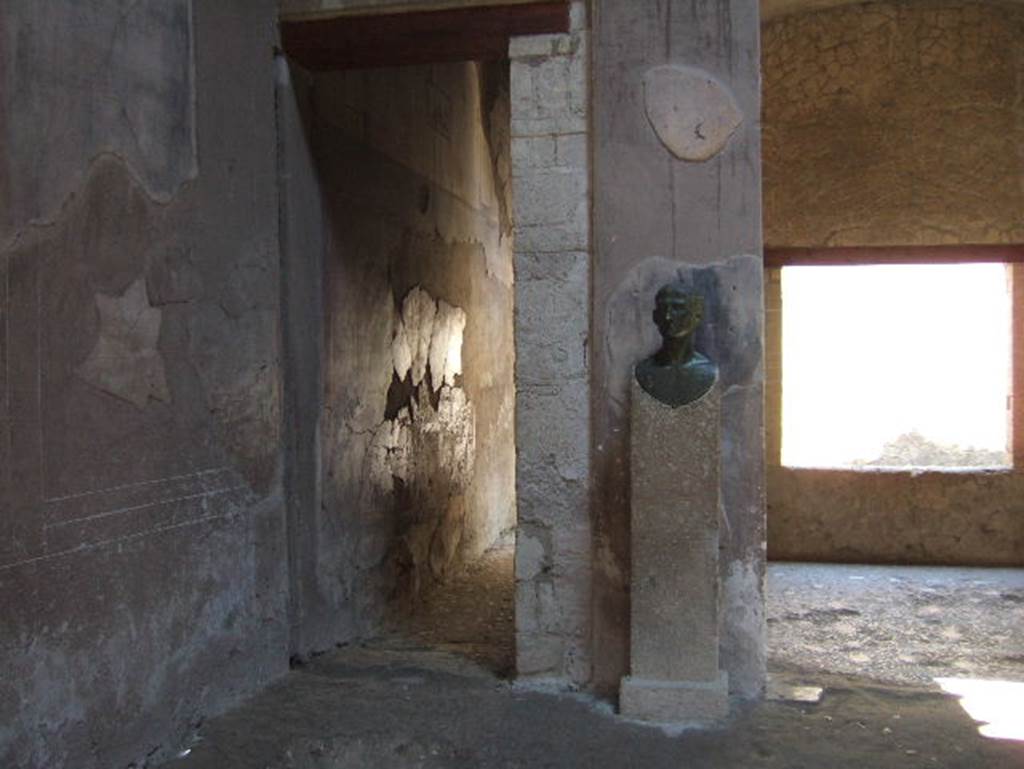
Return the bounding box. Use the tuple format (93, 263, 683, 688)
(620, 380, 728, 722)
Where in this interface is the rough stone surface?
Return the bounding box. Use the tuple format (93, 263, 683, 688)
(623, 382, 729, 723)
(768, 563, 1024, 686)
(767, 464, 1024, 566)
(510, 2, 592, 686)
(1, 2, 287, 768)
(763, 0, 1024, 247)
(629, 382, 722, 683)
(620, 673, 730, 723)
(643, 65, 743, 162)
(288, 61, 516, 652)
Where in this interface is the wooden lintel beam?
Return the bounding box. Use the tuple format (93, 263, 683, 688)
(764, 244, 1024, 269)
(281, 1, 570, 71)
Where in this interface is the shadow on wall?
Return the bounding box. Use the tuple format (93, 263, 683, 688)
(307, 61, 517, 638)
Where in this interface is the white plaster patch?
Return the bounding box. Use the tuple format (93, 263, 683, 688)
(400, 287, 437, 386)
(394, 287, 466, 391)
(77, 279, 170, 409)
(643, 65, 743, 162)
(429, 301, 467, 389)
(391, 323, 413, 380)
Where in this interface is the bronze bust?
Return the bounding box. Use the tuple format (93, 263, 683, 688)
(635, 281, 717, 407)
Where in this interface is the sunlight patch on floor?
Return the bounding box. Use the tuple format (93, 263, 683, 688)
(935, 678, 1024, 742)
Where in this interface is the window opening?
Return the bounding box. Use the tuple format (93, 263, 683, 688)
(781, 263, 1011, 469)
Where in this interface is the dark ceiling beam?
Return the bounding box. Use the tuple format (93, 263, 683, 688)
(280, 1, 570, 71)
(764, 244, 1024, 269)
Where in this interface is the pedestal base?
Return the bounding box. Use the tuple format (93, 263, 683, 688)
(620, 672, 729, 724)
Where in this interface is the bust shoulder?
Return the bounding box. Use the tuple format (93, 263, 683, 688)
(635, 353, 718, 408)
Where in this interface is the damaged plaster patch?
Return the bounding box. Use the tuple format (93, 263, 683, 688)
(429, 301, 467, 389)
(393, 287, 466, 390)
(77, 278, 170, 409)
(643, 65, 743, 162)
(393, 287, 436, 387)
(358, 286, 477, 593)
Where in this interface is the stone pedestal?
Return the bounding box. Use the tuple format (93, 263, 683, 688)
(620, 380, 728, 723)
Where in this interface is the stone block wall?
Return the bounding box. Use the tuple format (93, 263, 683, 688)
(510, 1, 592, 684)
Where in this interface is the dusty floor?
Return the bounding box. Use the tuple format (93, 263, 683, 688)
(389, 544, 515, 677)
(159, 559, 1024, 768)
(768, 563, 1024, 686)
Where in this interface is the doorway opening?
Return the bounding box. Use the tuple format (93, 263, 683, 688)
(275, 1, 573, 675)
(316, 59, 516, 674)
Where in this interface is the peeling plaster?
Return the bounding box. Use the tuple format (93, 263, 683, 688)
(392, 287, 467, 392)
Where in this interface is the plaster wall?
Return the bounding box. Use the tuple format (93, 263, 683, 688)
(591, 0, 765, 699)
(763, 0, 1024, 248)
(0, 2, 287, 768)
(294, 61, 516, 644)
(763, 1, 1024, 566)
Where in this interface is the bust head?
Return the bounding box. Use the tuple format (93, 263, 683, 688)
(634, 281, 717, 407)
(652, 281, 703, 342)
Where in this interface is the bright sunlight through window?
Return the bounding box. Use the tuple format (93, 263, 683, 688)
(781, 264, 1011, 469)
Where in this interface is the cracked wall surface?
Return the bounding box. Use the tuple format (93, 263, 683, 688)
(592, 0, 765, 700)
(763, 0, 1024, 247)
(283, 60, 516, 651)
(0, 2, 286, 768)
(763, 2, 1024, 566)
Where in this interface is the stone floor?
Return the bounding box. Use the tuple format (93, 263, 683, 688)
(768, 563, 1024, 686)
(158, 559, 1024, 768)
(389, 544, 515, 678)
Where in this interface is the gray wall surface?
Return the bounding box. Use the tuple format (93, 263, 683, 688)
(591, 0, 766, 699)
(285, 61, 516, 646)
(0, 1, 288, 768)
(763, 0, 1024, 567)
(508, 3, 593, 685)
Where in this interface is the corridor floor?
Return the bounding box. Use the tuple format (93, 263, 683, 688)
(160, 562, 1024, 768)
